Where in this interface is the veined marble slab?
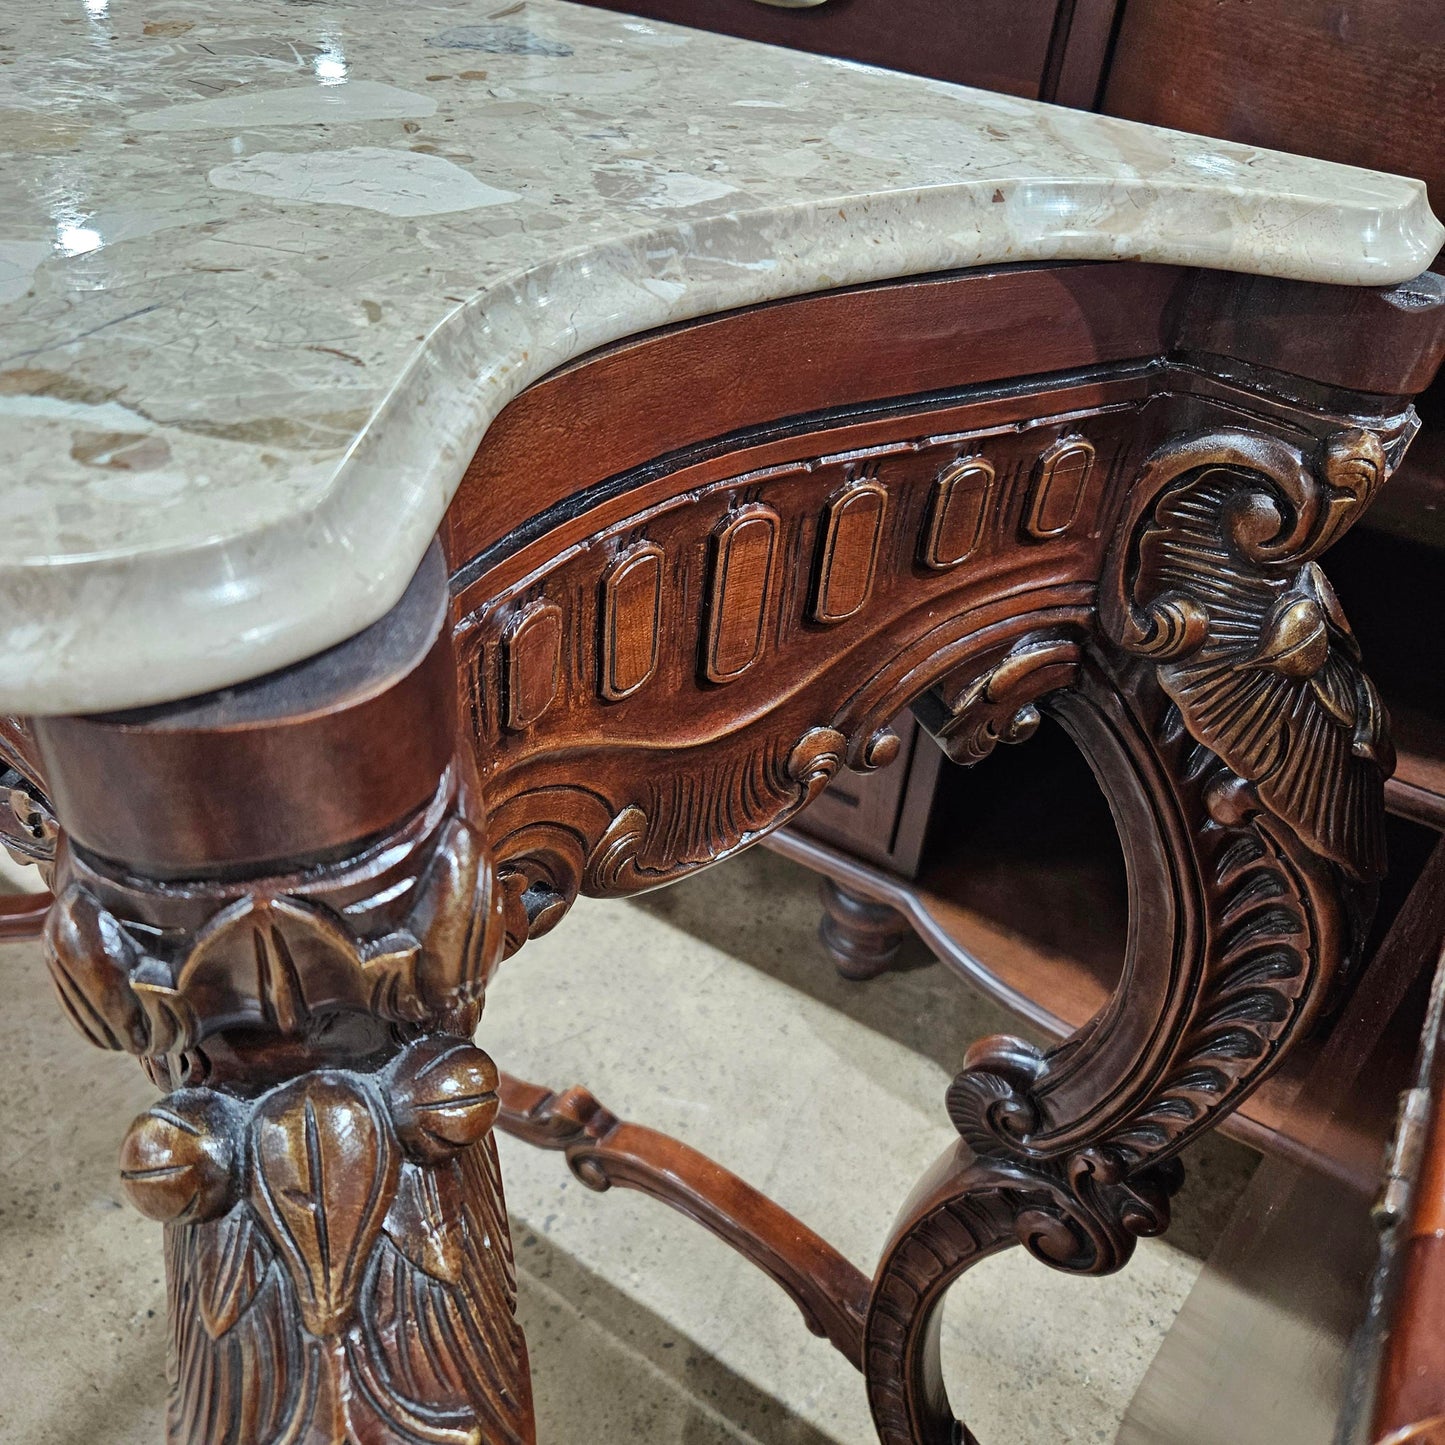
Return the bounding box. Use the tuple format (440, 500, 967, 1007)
(0, 0, 1439, 713)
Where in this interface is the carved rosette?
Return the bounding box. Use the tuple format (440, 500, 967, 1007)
(866, 423, 1404, 1444)
(120, 1036, 532, 1445)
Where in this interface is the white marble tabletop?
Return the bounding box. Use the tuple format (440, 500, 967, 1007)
(1, 0, 1440, 714)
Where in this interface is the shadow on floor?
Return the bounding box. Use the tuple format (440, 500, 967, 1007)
(518, 1223, 848, 1445)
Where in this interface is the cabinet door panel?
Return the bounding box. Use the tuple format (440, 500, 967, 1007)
(1103, 0, 1445, 212)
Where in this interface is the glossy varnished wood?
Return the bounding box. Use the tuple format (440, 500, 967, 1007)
(573, 0, 1116, 102)
(497, 1072, 871, 1366)
(1103, 0, 1445, 211)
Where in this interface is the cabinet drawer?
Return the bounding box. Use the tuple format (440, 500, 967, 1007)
(790, 713, 942, 877)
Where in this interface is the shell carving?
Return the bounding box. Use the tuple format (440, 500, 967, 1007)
(1109, 427, 1395, 879)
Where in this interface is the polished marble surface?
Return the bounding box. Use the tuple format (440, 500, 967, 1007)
(1, 0, 1440, 713)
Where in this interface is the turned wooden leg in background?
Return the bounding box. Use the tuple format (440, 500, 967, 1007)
(13, 547, 535, 1445)
(819, 878, 913, 980)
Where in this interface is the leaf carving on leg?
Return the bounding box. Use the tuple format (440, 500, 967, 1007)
(249, 1073, 401, 1339)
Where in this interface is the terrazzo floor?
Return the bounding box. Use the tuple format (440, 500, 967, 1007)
(0, 846, 1255, 1443)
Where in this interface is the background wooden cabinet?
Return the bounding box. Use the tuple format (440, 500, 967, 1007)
(577, 0, 1120, 105)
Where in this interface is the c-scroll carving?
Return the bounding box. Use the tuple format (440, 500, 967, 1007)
(493, 723, 847, 953)
(1105, 425, 1392, 878)
(865, 423, 1403, 1444)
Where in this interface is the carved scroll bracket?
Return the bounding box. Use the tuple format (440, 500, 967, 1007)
(865, 419, 1406, 1444)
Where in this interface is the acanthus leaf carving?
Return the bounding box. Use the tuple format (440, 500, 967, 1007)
(42, 774, 498, 1066)
(866, 418, 1404, 1445)
(580, 725, 846, 895)
(123, 1037, 531, 1445)
(914, 633, 1082, 766)
(1108, 425, 1395, 879)
(249, 1072, 399, 1339)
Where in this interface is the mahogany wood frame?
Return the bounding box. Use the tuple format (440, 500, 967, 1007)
(5, 260, 1445, 1444)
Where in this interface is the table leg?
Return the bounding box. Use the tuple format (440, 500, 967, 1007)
(820, 878, 913, 979)
(865, 428, 1394, 1442)
(15, 551, 536, 1445)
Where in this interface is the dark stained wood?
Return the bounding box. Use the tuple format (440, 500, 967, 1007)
(1025, 435, 1096, 538)
(768, 820, 1425, 1187)
(1365, 427, 1445, 552)
(705, 505, 782, 682)
(1179, 271, 1445, 398)
(813, 481, 887, 624)
(573, 0, 1089, 100)
(444, 264, 1189, 573)
(496, 1071, 872, 1367)
(1043, 0, 1123, 110)
(441, 268, 1441, 1442)
(31, 547, 456, 875)
(789, 712, 943, 879)
(0, 890, 50, 942)
(921, 457, 994, 570)
(1118, 839, 1445, 1445)
(19, 546, 534, 1445)
(1371, 957, 1445, 1442)
(447, 264, 1445, 587)
(818, 877, 913, 980)
(1102, 0, 1445, 213)
(1390, 705, 1445, 832)
(504, 600, 563, 730)
(599, 543, 664, 701)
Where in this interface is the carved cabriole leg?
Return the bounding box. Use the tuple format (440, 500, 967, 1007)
(23, 547, 535, 1445)
(866, 427, 1394, 1443)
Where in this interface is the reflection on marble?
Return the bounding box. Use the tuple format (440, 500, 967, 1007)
(0, 0, 1439, 713)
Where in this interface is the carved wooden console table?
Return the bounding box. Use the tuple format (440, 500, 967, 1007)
(3, 2, 1445, 1441)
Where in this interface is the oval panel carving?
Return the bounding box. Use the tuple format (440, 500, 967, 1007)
(504, 601, 563, 730)
(600, 544, 663, 701)
(922, 456, 994, 568)
(812, 481, 887, 623)
(1027, 436, 1096, 539)
(705, 505, 780, 682)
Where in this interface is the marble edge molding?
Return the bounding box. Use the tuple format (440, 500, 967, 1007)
(2, 175, 1441, 716)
